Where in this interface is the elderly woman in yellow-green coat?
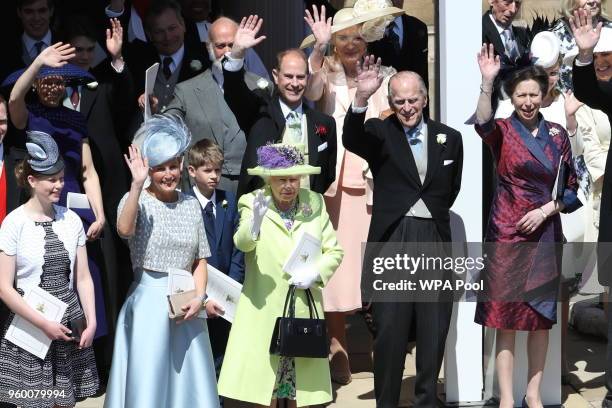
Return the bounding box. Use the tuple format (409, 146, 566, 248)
(218, 144, 343, 408)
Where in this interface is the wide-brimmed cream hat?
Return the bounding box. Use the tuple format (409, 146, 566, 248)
(300, 0, 405, 49)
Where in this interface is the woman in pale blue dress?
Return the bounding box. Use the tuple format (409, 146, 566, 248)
(104, 115, 220, 408)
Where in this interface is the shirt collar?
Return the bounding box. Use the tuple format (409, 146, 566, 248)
(193, 185, 216, 210)
(489, 12, 512, 35)
(159, 44, 185, 72)
(278, 98, 304, 119)
(404, 116, 425, 138)
(23, 30, 51, 54)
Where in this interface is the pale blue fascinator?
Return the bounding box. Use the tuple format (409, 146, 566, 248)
(133, 114, 192, 167)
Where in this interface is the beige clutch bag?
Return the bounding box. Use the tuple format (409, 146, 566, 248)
(167, 289, 197, 319)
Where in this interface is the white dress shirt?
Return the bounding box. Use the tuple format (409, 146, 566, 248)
(193, 186, 217, 217)
(22, 30, 51, 60)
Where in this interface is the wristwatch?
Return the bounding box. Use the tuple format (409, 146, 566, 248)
(199, 294, 209, 308)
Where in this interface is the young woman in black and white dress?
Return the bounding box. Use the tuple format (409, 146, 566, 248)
(0, 131, 99, 408)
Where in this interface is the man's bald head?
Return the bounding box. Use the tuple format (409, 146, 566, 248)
(208, 17, 239, 60)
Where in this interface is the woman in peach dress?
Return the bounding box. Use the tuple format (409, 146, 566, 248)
(303, 2, 402, 384)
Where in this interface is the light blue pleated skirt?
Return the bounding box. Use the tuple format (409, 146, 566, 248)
(104, 270, 219, 408)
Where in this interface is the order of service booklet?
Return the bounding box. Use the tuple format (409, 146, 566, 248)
(4, 286, 67, 360)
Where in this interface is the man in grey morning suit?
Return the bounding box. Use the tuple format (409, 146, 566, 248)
(163, 15, 272, 192)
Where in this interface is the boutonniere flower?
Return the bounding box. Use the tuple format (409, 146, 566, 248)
(549, 127, 561, 137)
(315, 124, 328, 138)
(299, 202, 313, 217)
(221, 199, 228, 209)
(256, 78, 269, 89)
(190, 60, 203, 71)
(436, 133, 447, 145)
(86, 81, 98, 89)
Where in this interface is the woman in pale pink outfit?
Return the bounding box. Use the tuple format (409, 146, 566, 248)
(303, 3, 401, 384)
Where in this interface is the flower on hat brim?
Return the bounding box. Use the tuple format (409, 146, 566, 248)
(247, 143, 321, 177)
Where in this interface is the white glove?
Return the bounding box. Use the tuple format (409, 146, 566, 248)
(289, 269, 321, 289)
(251, 190, 271, 239)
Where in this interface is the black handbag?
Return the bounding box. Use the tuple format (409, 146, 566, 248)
(269, 285, 329, 358)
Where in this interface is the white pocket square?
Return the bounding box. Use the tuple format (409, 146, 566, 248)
(317, 142, 328, 152)
(443, 160, 454, 166)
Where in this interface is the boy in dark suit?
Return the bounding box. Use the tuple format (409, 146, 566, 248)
(186, 139, 244, 379)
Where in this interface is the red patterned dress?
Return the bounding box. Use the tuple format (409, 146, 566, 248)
(474, 113, 581, 331)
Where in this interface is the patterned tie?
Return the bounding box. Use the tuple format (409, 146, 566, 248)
(203, 200, 216, 250)
(407, 127, 423, 158)
(162, 57, 173, 80)
(386, 21, 400, 53)
(70, 86, 80, 110)
(34, 41, 45, 56)
(503, 29, 520, 61)
(286, 112, 302, 144)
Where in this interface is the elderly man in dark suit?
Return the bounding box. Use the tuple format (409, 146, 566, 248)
(571, 9, 612, 407)
(161, 15, 272, 193)
(343, 58, 463, 408)
(482, 0, 529, 69)
(237, 48, 336, 197)
(368, 0, 429, 89)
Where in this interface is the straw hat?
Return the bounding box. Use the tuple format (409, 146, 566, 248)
(300, 0, 405, 48)
(247, 144, 321, 177)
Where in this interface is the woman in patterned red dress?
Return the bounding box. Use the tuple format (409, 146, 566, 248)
(474, 44, 581, 408)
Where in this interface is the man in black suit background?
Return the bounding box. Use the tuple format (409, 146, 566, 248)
(128, 0, 210, 111)
(482, 0, 529, 93)
(343, 58, 463, 408)
(237, 48, 336, 197)
(368, 0, 429, 89)
(2, 0, 56, 82)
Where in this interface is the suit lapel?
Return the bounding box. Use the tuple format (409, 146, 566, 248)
(391, 116, 422, 187)
(483, 12, 506, 57)
(214, 190, 226, 248)
(304, 106, 319, 167)
(422, 121, 443, 190)
(79, 86, 97, 119)
(269, 98, 287, 139)
(195, 71, 223, 143)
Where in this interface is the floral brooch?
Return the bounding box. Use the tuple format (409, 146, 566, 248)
(299, 202, 313, 217)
